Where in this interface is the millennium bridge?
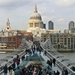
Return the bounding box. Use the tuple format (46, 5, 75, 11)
(0, 38, 75, 75)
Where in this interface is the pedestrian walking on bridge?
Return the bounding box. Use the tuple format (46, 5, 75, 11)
(4, 64, 8, 75)
(62, 67, 65, 75)
(64, 68, 68, 75)
(56, 70, 60, 75)
(53, 58, 56, 67)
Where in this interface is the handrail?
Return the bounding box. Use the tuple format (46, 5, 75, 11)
(41, 44, 75, 75)
(0, 50, 26, 74)
(0, 38, 29, 74)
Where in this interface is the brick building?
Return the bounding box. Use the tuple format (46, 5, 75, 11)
(0, 31, 33, 49)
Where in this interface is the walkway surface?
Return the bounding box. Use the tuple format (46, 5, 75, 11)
(1, 52, 62, 75)
(41, 52, 62, 75)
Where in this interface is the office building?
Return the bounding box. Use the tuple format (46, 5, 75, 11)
(43, 24, 46, 29)
(48, 21, 54, 30)
(69, 21, 74, 30)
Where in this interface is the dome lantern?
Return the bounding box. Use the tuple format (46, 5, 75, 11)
(34, 5, 37, 13)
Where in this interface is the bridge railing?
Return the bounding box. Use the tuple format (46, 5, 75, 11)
(41, 44, 75, 75)
(0, 50, 26, 74)
(0, 38, 29, 74)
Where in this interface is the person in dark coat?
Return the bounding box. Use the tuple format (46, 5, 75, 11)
(65, 69, 68, 75)
(53, 58, 56, 67)
(49, 59, 52, 68)
(12, 62, 15, 71)
(8, 65, 12, 73)
(62, 67, 65, 75)
(44, 51, 47, 55)
(4, 64, 8, 75)
(17, 58, 20, 66)
(21, 55, 25, 61)
(16, 55, 20, 66)
(56, 70, 60, 75)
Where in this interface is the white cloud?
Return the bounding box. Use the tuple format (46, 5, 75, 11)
(42, 16, 49, 22)
(50, 10, 55, 13)
(0, 0, 15, 4)
(0, 0, 75, 9)
(55, 0, 75, 7)
(50, 16, 55, 20)
(57, 18, 65, 22)
(0, 0, 31, 9)
(0, 0, 74, 32)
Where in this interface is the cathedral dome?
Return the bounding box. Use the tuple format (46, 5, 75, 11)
(28, 5, 43, 29)
(30, 12, 42, 20)
(30, 5, 42, 20)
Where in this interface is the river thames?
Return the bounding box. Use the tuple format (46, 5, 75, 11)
(61, 52, 75, 62)
(0, 52, 75, 62)
(0, 53, 11, 59)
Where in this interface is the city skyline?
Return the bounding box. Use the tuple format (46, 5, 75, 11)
(0, 0, 75, 32)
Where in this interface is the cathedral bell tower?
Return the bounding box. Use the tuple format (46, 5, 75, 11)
(5, 19, 11, 31)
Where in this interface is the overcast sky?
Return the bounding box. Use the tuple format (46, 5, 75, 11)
(0, 0, 75, 32)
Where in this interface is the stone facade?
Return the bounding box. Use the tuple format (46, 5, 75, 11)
(41, 33, 75, 51)
(27, 5, 47, 41)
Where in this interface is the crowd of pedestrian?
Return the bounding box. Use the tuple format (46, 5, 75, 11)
(47, 58, 60, 75)
(4, 63, 15, 75)
(16, 64, 52, 75)
(31, 44, 42, 54)
(3, 54, 20, 75)
(62, 67, 68, 75)
(3, 43, 69, 75)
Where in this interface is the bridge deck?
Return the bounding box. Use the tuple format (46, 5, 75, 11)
(1, 52, 62, 75)
(41, 52, 62, 75)
(1, 38, 75, 75)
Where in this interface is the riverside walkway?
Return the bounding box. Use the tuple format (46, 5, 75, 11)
(0, 38, 75, 75)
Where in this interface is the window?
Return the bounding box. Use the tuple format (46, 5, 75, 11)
(60, 38, 63, 42)
(30, 23, 33, 27)
(37, 32, 39, 34)
(35, 23, 39, 27)
(68, 44, 70, 49)
(13, 38, 16, 41)
(8, 38, 11, 41)
(64, 38, 66, 45)
(68, 38, 70, 43)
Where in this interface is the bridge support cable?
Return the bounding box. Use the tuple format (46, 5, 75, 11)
(0, 38, 31, 74)
(40, 39, 75, 75)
